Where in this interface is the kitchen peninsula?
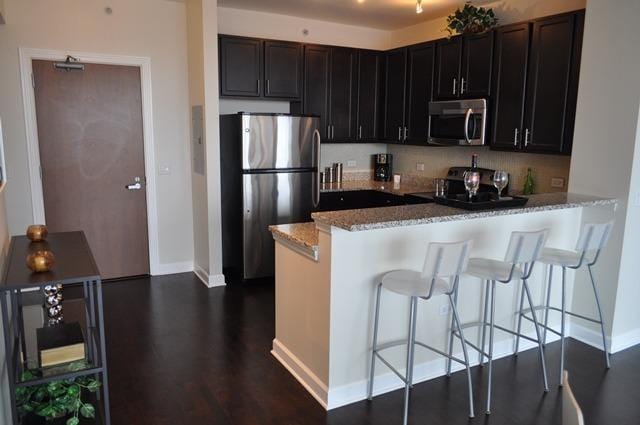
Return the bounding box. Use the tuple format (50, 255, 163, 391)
(269, 192, 616, 410)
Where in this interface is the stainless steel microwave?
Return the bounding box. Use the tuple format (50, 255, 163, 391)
(427, 99, 487, 146)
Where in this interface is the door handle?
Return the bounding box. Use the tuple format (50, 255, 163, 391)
(126, 177, 144, 190)
(463, 108, 472, 144)
(313, 129, 321, 208)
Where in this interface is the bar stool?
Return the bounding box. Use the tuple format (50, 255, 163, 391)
(453, 229, 549, 414)
(367, 240, 475, 424)
(516, 221, 613, 386)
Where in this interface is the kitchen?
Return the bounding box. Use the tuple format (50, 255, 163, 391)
(213, 0, 635, 423)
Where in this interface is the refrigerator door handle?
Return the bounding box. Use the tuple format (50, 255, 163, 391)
(313, 129, 321, 208)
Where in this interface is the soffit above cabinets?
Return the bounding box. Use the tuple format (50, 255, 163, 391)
(217, 0, 494, 31)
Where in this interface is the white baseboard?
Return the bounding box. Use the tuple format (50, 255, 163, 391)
(194, 265, 226, 288)
(568, 321, 610, 352)
(151, 261, 193, 276)
(611, 327, 640, 353)
(273, 331, 558, 411)
(271, 339, 329, 408)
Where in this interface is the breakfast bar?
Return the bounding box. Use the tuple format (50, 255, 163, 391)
(269, 193, 616, 410)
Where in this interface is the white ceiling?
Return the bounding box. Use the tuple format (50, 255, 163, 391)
(216, 0, 494, 31)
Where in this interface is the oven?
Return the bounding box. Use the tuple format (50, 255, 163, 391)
(428, 99, 487, 146)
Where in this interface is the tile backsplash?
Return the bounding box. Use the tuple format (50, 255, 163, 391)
(386, 145, 571, 194)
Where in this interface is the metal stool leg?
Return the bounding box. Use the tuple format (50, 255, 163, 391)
(588, 265, 611, 369)
(522, 278, 549, 392)
(543, 265, 553, 346)
(560, 267, 567, 386)
(486, 280, 496, 414)
(514, 279, 526, 355)
(449, 294, 475, 418)
(446, 286, 459, 376)
(479, 280, 490, 366)
(403, 297, 418, 425)
(367, 282, 383, 400)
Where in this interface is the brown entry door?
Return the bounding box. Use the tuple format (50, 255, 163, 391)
(33, 60, 150, 279)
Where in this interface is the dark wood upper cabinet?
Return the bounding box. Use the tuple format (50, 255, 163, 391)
(302, 45, 330, 140)
(382, 48, 407, 143)
(523, 12, 580, 154)
(264, 40, 302, 99)
(405, 42, 435, 144)
(356, 50, 381, 141)
(219, 36, 262, 97)
(491, 23, 531, 150)
(434, 37, 462, 99)
(328, 48, 357, 142)
(460, 32, 494, 97)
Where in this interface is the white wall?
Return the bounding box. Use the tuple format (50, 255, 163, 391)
(0, 0, 194, 272)
(568, 0, 640, 350)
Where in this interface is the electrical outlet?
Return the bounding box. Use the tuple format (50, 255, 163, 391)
(439, 304, 451, 316)
(416, 163, 425, 171)
(347, 160, 357, 168)
(550, 177, 565, 188)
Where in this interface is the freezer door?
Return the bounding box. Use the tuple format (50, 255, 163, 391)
(241, 114, 319, 170)
(242, 171, 314, 279)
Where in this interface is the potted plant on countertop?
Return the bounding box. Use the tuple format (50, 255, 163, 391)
(16, 361, 101, 425)
(444, 1, 498, 36)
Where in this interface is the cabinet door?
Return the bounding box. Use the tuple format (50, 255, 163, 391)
(219, 36, 262, 97)
(434, 37, 462, 99)
(523, 14, 577, 153)
(460, 32, 494, 98)
(329, 48, 357, 142)
(264, 40, 302, 99)
(491, 23, 530, 150)
(355, 50, 381, 142)
(405, 42, 435, 145)
(382, 48, 407, 143)
(303, 45, 330, 140)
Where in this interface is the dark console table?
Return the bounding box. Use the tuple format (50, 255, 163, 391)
(0, 231, 110, 424)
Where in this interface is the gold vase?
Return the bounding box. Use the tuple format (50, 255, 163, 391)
(26, 224, 48, 242)
(26, 250, 55, 273)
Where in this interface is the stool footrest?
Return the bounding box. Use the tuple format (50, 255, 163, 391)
(520, 314, 561, 337)
(521, 305, 603, 324)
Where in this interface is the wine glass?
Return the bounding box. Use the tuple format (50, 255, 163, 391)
(492, 170, 509, 199)
(463, 171, 480, 200)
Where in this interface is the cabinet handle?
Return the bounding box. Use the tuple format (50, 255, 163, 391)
(452, 78, 457, 95)
(266, 79, 270, 94)
(327, 125, 331, 139)
(514, 128, 519, 146)
(331, 125, 335, 140)
(257, 80, 261, 93)
(524, 128, 530, 147)
(460, 78, 466, 95)
(359, 125, 362, 140)
(404, 127, 408, 140)
(398, 126, 402, 141)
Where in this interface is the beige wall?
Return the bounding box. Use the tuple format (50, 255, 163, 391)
(0, 0, 5, 24)
(388, 145, 571, 193)
(0, 0, 194, 271)
(389, 0, 586, 48)
(568, 0, 640, 348)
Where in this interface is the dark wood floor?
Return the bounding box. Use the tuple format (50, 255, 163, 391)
(104, 273, 640, 425)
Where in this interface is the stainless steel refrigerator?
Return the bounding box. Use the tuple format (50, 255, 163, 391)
(220, 113, 321, 280)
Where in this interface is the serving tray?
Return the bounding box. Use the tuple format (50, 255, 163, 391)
(434, 193, 528, 210)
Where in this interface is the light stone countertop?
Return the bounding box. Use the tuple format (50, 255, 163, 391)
(311, 193, 617, 232)
(269, 222, 319, 260)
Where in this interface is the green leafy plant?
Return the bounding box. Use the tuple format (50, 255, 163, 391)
(16, 362, 101, 425)
(445, 1, 498, 36)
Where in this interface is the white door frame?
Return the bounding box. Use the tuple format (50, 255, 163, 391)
(18, 47, 161, 275)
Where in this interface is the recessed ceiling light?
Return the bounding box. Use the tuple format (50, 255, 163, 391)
(416, 0, 423, 14)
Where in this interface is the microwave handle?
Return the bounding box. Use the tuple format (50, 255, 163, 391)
(464, 108, 472, 144)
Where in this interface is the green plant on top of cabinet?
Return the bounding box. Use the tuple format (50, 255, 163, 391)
(491, 11, 583, 154)
(302, 46, 358, 142)
(434, 31, 493, 100)
(381, 42, 435, 145)
(219, 35, 302, 100)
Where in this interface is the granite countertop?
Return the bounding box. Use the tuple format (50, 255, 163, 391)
(269, 222, 319, 259)
(311, 193, 617, 232)
(320, 179, 429, 196)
